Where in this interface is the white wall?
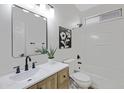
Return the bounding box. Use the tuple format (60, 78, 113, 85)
(0, 4, 80, 76)
(1, 4, 124, 88)
(48, 4, 80, 61)
(77, 4, 124, 88)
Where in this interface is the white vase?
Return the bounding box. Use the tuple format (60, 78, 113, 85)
(48, 59, 54, 63)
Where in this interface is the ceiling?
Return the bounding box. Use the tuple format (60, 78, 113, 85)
(75, 4, 99, 12)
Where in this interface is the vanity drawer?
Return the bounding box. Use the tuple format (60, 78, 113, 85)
(57, 67, 69, 89)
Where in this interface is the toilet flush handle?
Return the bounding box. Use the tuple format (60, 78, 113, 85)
(78, 62, 82, 64)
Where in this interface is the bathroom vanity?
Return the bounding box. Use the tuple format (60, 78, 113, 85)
(4, 5, 69, 89)
(0, 62, 69, 89)
(28, 67, 69, 89)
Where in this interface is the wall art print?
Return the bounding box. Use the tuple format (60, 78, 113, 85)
(59, 26, 72, 49)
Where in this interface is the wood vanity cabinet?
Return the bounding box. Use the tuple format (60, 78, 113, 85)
(38, 74, 57, 89)
(57, 67, 69, 89)
(37, 79, 47, 89)
(27, 67, 69, 89)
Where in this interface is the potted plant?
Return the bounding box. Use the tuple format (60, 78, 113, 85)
(35, 47, 57, 63)
(35, 46, 48, 54)
(47, 47, 57, 62)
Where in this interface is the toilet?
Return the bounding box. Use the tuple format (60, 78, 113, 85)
(63, 59, 92, 89)
(71, 72, 92, 88)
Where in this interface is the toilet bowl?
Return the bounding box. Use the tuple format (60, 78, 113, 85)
(72, 72, 92, 89)
(63, 58, 92, 88)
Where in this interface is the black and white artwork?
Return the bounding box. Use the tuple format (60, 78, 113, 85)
(59, 26, 72, 49)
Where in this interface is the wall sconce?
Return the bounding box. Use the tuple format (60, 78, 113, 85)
(48, 4, 54, 18)
(35, 4, 54, 18)
(48, 4, 54, 8)
(16, 4, 55, 18)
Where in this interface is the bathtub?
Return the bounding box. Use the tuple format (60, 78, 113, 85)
(84, 71, 124, 89)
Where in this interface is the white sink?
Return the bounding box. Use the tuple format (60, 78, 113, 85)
(0, 62, 68, 89)
(9, 68, 39, 81)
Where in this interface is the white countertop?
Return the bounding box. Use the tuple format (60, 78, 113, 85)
(0, 61, 68, 89)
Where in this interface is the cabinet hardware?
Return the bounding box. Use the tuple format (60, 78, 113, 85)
(63, 75, 66, 78)
(30, 42, 35, 44)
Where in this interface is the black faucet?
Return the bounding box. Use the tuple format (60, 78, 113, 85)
(25, 56, 31, 71)
(32, 62, 37, 69)
(13, 66, 20, 74)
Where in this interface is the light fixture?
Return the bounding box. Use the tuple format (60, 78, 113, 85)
(49, 8, 54, 18)
(48, 4, 54, 18)
(21, 4, 55, 18)
(12, 5, 15, 7)
(34, 4, 47, 17)
(26, 4, 35, 9)
(37, 4, 46, 11)
(48, 4, 54, 8)
(35, 4, 40, 7)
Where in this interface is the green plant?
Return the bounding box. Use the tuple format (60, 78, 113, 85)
(35, 47, 57, 59)
(47, 47, 57, 59)
(35, 46, 47, 54)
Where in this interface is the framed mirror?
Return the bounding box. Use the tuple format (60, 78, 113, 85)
(12, 5, 48, 57)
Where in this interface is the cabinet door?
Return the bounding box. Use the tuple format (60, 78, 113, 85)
(57, 67, 69, 89)
(37, 74, 57, 89)
(37, 80, 47, 89)
(46, 74, 57, 89)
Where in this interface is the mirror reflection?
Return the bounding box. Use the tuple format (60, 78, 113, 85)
(12, 5, 47, 57)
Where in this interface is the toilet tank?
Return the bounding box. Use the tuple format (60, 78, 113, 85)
(63, 59, 79, 75)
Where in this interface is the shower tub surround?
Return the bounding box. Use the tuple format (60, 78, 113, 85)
(81, 71, 124, 89)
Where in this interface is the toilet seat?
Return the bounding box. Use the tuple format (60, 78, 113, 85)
(72, 72, 91, 82)
(71, 72, 92, 88)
